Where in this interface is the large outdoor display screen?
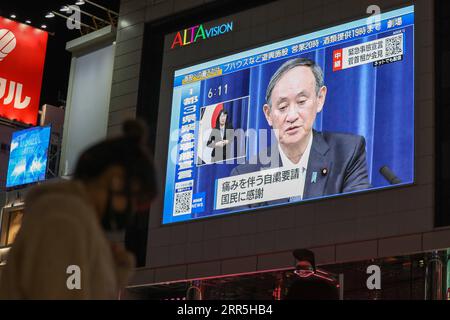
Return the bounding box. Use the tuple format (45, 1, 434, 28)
(163, 6, 415, 224)
(6, 126, 51, 188)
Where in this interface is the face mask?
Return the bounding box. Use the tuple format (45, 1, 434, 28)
(101, 188, 134, 232)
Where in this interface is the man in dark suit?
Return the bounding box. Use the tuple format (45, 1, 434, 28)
(232, 58, 370, 202)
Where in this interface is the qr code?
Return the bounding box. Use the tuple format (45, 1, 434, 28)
(385, 34, 403, 57)
(174, 191, 193, 216)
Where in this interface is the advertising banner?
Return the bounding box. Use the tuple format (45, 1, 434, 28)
(0, 17, 48, 125)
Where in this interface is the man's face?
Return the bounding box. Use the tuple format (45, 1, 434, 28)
(263, 66, 327, 148)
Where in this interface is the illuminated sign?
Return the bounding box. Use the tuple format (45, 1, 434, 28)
(6, 126, 51, 188)
(171, 22, 233, 49)
(163, 6, 415, 224)
(0, 17, 48, 125)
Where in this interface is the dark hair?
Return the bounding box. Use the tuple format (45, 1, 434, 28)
(215, 110, 232, 130)
(265, 58, 325, 107)
(74, 119, 157, 201)
(293, 249, 316, 270)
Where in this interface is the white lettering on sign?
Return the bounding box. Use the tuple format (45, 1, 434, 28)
(216, 166, 303, 210)
(333, 33, 404, 72)
(0, 77, 31, 109)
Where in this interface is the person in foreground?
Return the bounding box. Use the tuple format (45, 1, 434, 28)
(0, 120, 157, 300)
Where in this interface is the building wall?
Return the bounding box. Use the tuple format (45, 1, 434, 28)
(60, 28, 116, 176)
(0, 126, 15, 188)
(110, 0, 442, 286)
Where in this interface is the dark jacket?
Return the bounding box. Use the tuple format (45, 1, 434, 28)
(0, 181, 135, 299)
(231, 130, 371, 201)
(207, 127, 234, 163)
(285, 276, 340, 300)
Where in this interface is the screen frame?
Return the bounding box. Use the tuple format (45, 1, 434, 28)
(138, 1, 417, 228)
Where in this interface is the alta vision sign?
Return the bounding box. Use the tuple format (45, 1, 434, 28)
(171, 22, 234, 49)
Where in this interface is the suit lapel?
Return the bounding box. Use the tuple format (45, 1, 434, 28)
(303, 131, 332, 199)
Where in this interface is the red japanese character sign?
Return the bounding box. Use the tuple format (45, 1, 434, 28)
(0, 17, 48, 125)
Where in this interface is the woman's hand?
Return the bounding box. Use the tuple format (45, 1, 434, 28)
(217, 140, 230, 148)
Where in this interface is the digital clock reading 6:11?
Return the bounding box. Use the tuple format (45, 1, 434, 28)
(208, 84, 229, 98)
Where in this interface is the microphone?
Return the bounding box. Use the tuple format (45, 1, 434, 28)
(380, 166, 402, 185)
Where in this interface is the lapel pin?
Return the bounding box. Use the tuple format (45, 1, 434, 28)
(311, 172, 318, 184)
(322, 168, 328, 176)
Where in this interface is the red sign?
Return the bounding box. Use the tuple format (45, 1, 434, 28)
(332, 49, 343, 72)
(0, 17, 48, 125)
